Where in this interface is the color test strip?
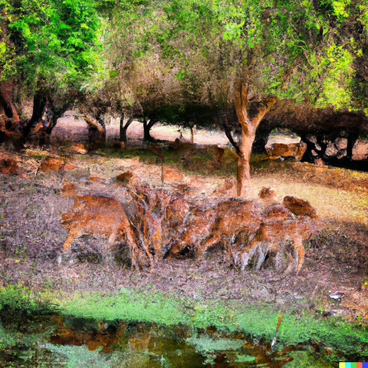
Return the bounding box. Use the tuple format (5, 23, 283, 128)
(340, 364, 368, 368)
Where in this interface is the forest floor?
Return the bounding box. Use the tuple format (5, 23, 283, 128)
(0, 114, 368, 366)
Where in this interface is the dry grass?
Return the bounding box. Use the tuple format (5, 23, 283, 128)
(0, 138, 367, 322)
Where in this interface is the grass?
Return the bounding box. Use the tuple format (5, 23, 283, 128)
(1, 285, 366, 364)
(44, 287, 368, 361)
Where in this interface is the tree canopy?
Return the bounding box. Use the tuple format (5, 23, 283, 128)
(102, 0, 366, 112)
(0, 0, 101, 104)
(0, 0, 367, 193)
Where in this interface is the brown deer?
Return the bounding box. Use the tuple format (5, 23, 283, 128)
(61, 194, 141, 268)
(239, 197, 319, 275)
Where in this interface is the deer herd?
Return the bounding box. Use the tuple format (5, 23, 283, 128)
(61, 180, 319, 275)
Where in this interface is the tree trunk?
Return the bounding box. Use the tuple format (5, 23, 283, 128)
(120, 114, 133, 149)
(0, 81, 21, 124)
(347, 132, 358, 160)
(45, 115, 59, 135)
(143, 119, 157, 142)
(252, 124, 272, 154)
(234, 80, 276, 197)
(80, 106, 106, 150)
(44, 98, 70, 136)
(190, 124, 195, 143)
(0, 81, 24, 149)
(237, 130, 255, 197)
(22, 90, 47, 139)
(300, 135, 317, 163)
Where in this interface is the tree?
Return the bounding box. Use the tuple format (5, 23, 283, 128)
(0, 0, 101, 146)
(115, 0, 366, 196)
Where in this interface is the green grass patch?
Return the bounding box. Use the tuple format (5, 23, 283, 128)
(53, 288, 368, 361)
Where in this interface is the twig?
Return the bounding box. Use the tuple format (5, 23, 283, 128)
(309, 283, 319, 302)
(271, 312, 283, 348)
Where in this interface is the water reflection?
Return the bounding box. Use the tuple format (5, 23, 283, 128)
(1, 312, 334, 367)
(45, 315, 297, 367)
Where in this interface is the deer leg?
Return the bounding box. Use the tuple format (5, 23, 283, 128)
(62, 234, 74, 249)
(150, 220, 163, 263)
(240, 239, 260, 271)
(255, 242, 268, 270)
(275, 243, 285, 271)
(138, 234, 155, 269)
(293, 235, 305, 275)
(283, 253, 295, 275)
(107, 231, 118, 247)
(121, 213, 140, 270)
(168, 240, 184, 256)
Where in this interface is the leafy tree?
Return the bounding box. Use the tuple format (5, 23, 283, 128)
(0, 0, 101, 145)
(109, 0, 367, 196)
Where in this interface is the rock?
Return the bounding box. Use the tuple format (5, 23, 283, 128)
(213, 178, 236, 197)
(314, 158, 324, 166)
(88, 174, 108, 184)
(116, 171, 133, 183)
(329, 291, 345, 302)
(64, 162, 77, 171)
(283, 196, 317, 218)
(60, 181, 77, 198)
(259, 187, 277, 204)
(266, 142, 307, 161)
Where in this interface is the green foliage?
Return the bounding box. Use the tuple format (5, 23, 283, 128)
(0, 0, 101, 94)
(104, 0, 367, 114)
(0, 320, 64, 367)
(2, 0, 366, 123)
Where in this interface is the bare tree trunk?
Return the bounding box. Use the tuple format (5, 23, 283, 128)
(0, 82, 24, 149)
(237, 130, 255, 197)
(347, 132, 358, 160)
(0, 81, 21, 124)
(234, 80, 276, 197)
(22, 90, 47, 139)
(190, 124, 195, 143)
(120, 114, 133, 149)
(143, 119, 158, 142)
(252, 124, 272, 154)
(80, 106, 106, 150)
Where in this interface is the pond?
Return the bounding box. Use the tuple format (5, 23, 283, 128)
(0, 313, 334, 367)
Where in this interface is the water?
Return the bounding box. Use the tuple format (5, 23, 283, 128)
(0, 314, 333, 367)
